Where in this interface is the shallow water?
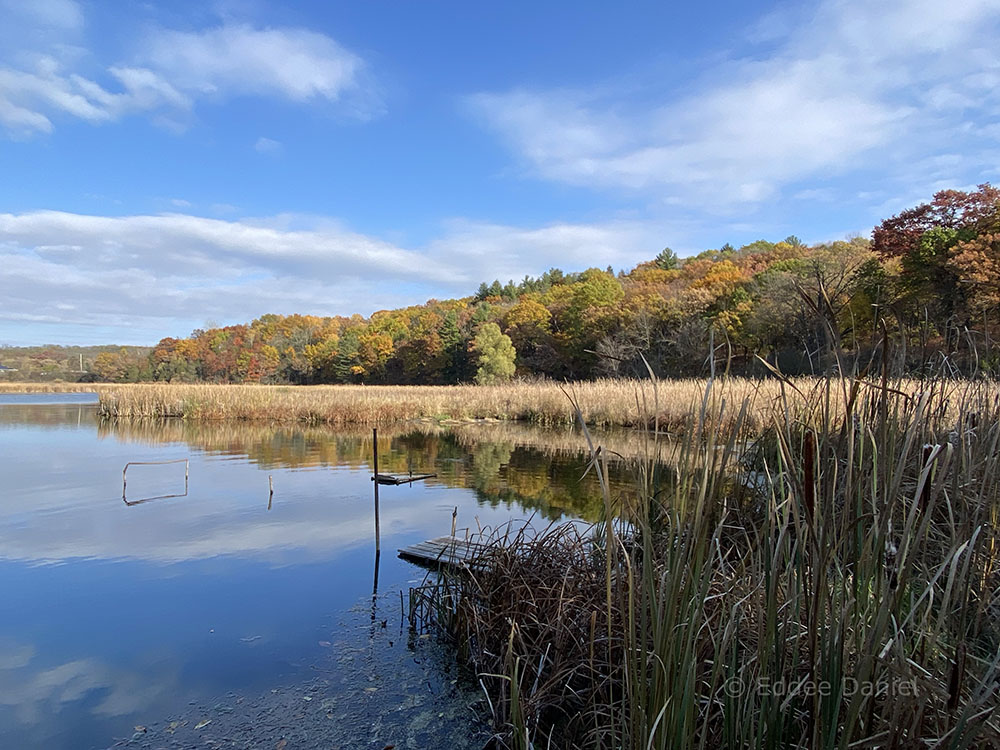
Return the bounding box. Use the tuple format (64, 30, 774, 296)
(0, 399, 629, 749)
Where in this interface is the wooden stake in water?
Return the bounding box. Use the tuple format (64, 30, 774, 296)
(268, 475, 274, 510)
(373, 428, 381, 553)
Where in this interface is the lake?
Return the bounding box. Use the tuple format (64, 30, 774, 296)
(0, 394, 630, 748)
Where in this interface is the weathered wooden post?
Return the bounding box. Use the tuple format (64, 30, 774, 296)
(373, 427, 381, 553)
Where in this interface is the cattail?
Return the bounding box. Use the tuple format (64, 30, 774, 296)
(803, 430, 816, 518)
(920, 444, 934, 513)
(948, 642, 967, 711)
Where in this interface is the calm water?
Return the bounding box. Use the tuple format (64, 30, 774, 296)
(0, 396, 629, 749)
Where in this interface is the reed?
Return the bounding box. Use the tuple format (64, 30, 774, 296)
(2, 378, 995, 430)
(412, 374, 1000, 748)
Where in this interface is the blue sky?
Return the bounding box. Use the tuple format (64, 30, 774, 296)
(2, 0, 999, 346)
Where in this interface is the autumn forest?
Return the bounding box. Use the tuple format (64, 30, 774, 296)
(33, 185, 1000, 384)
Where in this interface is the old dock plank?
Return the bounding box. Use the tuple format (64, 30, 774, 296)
(373, 473, 437, 485)
(398, 535, 489, 568)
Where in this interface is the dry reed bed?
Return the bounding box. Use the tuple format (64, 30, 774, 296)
(51, 378, 1000, 430)
(93, 380, 708, 427)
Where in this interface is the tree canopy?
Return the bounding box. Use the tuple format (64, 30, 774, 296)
(473, 323, 516, 385)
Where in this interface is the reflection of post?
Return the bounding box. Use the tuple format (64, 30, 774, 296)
(373, 428, 380, 553)
(122, 458, 189, 503)
(372, 427, 382, 554)
(367, 548, 381, 693)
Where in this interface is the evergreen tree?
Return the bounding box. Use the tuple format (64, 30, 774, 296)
(655, 247, 679, 270)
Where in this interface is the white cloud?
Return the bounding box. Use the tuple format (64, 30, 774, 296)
(0, 211, 436, 341)
(429, 218, 661, 281)
(254, 136, 282, 154)
(0, 57, 116, 134)
(469, 0, 1000, 207)
(141, 24, 367, 105)
(0, 14, 377, 136)
(0, 210, 664, 342)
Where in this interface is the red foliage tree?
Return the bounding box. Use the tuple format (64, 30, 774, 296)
(873, 184, 1000, 258)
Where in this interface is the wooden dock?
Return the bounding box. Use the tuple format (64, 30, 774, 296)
(398, 535, 488, 569)
(373, 472, 437, 485)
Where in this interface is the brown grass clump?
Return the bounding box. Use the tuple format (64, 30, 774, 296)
(410, 521, 631, 747)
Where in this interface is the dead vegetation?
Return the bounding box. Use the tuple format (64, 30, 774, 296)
(410, 374, 1000, 749)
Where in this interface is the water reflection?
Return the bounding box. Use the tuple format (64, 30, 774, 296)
(0, 402, 653, 748)
(97, 418, 660, 523)
(0, 402, 94, 428)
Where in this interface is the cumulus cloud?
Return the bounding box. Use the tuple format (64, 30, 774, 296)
(0, 210, 662, 344)
(0, 8, 378, 136)
(0, 211, 443, 341)
(468, 0, 1000, 207)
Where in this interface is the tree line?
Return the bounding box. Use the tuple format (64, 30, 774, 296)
(86, 185, 1000, 384)
(0, 344, 152, 381)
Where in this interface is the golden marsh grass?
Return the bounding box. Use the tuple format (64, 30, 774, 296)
(4, 378, 999, 430)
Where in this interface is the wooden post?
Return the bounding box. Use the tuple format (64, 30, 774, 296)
(451, 506, 457, 537)
(373, 428, 380, 553)
(268, 475, 274, 510)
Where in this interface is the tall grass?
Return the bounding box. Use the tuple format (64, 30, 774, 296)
(411, 374, 1000, 748)
(4, 378, 997, 430)
(89, 380, 764, 429)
